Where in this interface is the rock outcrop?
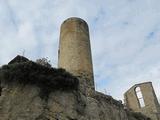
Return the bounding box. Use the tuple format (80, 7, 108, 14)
(0, 57, 149, 120)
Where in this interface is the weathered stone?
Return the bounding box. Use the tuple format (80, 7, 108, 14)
(0, 83, 129, 120)
(58, 17, 95, 92)
(124, 82, 160, 120)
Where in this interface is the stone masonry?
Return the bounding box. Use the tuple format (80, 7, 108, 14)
(58, 17, 95, 94)
(124, 82, 160, 120)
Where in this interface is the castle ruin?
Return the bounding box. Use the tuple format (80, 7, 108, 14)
(0, 17, 158, 120)
(124, 82, 160, 120)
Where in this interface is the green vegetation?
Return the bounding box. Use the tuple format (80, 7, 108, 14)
(0, 60, 79, 100)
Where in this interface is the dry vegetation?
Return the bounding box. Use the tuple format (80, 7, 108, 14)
(0, 59, 79, 100)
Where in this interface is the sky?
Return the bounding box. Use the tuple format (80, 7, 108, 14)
(0, 0, 160, 102)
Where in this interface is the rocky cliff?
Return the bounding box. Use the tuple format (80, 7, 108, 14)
(0, 57, 149, 120)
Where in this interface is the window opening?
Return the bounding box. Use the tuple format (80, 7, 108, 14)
(135, 86, 145, 108)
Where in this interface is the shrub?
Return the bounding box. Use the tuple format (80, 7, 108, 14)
(36, 58, 51, 68)
(0, 61, 79, 100)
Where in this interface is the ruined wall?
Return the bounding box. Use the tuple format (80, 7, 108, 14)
(124, 82, 160, 120)
(0, 60, 148, 120)
(0, 84, 128, 120)
(0, 81, 146, 120)
(58, 17, 94, 92)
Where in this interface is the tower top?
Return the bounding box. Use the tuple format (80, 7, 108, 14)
(62, 17, 88, 25)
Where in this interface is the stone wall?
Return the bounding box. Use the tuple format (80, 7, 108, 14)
(0, 61, 149, 120)
(0, 82, 150, 120)
(124, 82, 160, 120)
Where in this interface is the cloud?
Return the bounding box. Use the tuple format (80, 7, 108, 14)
(0, 0, 160, 102)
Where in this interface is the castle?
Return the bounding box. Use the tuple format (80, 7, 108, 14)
(0, 17, 159, 120)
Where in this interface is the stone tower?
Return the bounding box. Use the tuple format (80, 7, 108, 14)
(58, 17, 94, 91)
(124, 82, 160, 120)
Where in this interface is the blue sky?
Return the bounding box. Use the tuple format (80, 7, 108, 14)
(0, 0, 160, 101)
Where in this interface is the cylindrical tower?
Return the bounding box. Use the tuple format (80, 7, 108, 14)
(58, 17, 94, 90)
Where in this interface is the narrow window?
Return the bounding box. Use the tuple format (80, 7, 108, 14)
(135, 87, 145, 108)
